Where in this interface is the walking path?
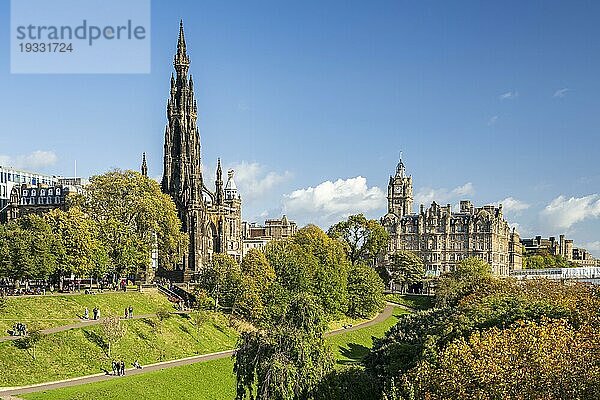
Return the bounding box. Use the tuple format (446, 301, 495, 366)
(0, 304, 397, 397)
(0, 312, 188, 343)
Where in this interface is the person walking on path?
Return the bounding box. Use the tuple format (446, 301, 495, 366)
(83, 307, 89, 320)
(111, 360, 117, 376)
(128, 305, 133, 318)
(124, 308, 129, 319)
(120, 360, 125, 376)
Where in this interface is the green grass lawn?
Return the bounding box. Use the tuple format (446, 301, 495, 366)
(385, 293, 435, 310)
(0, 312, 239, 387)
(0, 290, 173, 334)
(19, 306, 408, 400)
(327, 306, 407, 366)
(21, 357, 237, 400)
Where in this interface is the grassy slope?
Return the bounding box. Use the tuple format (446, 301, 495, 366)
(21, 306, 407, 400)
(0, 312, 238, 387)
(385, 293, 435, 311)
(0, 290, 172, 333)
(328, 306, 406, 366)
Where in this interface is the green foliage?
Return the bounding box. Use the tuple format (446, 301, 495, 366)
(328, 214, 389, 266)
(101, 315, 127, 357)
(198, 253, 242, 311)
(387, 251, 424, 289)
(523, 251, 576, 269)
(45, 207, 109, 279)
(292, 225, 350, 317)
(15, 328, 44, 360)
(233, 293, 334, 400)
(315, 366, 381, 400)
(76, 169, 187, 276)
(0, 215, 59, 282)
(236, 249, 275, 322)
(434, 257, 492, 307)
(347, 264, 385, 318)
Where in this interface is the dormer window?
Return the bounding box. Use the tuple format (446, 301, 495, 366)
(56, 188, 61, 195)
(31, 189, 36, 196)
(22, 190, 28, 196)
(48, 188, 54, 196)
(41, 189, 46, 196)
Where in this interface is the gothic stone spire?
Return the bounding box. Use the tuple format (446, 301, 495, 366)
(141, 152, 148, 177)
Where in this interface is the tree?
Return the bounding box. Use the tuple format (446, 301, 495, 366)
(388, 251, 424, 292)
(0, 216, 59, 284)
(237, 249, 275, 322)
(74, 170, 187, 278)
(44, 208, 109, 285)
(101, 315, 126, 357)
(15, 329, 44, 360)
(198, 254, 241, 311)
(407, 319, 600, 400)
(233, 293, 334, 400)
(328, 214, 389, 266)
(293, 225, 350, 318)
(346, 263, 385, 318)
(434, 257, 492, 307)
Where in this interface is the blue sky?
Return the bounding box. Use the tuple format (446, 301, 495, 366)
(1, 1, 599, 255)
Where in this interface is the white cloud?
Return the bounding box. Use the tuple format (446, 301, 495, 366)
(487, 115, 499, 126)
(415, 182, 475, 206)
(282, 176, 386, 227)
(0, 150, 58, 170)
(553, 88, 569, 98)
(496, 197, 530, 213)
(540, 194, 600, 230)
(227, 161, 292, 201)
(583, 241, 600, 252)
(499, 91, 519, 100)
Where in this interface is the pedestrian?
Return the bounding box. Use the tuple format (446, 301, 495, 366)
(128, 305, 133, 318)
(120, 360, 125, 376)
(133, 360, 142, 369)
(84, 307, 89, 320)
(124, 307, 129, 319)
(93, 307, 98, 320)
(111, 360, 117, 376)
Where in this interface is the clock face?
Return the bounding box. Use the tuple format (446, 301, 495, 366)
(395, 186, 402, 194)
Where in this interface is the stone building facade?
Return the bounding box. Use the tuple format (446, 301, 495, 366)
(381, 158, 522, 276)
(160, 22, 242, 281)
(242, 215, 297, 256)
(521, 235, 598, 267)
(4, 184, 71, 222)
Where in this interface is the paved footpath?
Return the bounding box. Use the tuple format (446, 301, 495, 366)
(0, 304, 398, 397)
(0, 311, 193, 343)
(0, 314, 157, 343)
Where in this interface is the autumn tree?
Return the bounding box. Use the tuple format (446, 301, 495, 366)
(328, 214, 389, 266)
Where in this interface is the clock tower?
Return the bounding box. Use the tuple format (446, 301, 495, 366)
(387, 156, 413, 218)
